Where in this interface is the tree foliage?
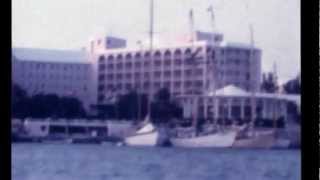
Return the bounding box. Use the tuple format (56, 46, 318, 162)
(260, 72, 278, 93)
(150, 88, 182, 124)
(11, 84, 87, 119)
(96, 91, 149, 120)
(283, 77, 300, 94)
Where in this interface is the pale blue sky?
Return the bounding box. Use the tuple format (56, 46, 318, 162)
(12, 0, 300, 83)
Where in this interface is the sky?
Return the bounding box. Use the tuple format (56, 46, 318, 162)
(12, 0, 300, 83)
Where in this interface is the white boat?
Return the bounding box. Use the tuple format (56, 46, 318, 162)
(170, 128, 238, 148)
(124, 120, 159, 146)
(273, 138, 291, 149)
(232, 129, 276, 149)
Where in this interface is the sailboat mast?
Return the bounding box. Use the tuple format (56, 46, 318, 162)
(245, 0, 256, 136)
(147, 0, 154, 116)
(207, 5, 218, 129)
(248, 23, 256, 135)
(189, 9, 195, 46)
(188, 8, 197, 128)
(272, 62, 278, 131)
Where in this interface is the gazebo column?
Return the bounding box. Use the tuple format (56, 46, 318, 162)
(282, 101, 287, 123)
(204, 98, 208, 120)
(228, 98, 232, 120)
(240, 98, 245, 120)
(214, 98, 219, 119)
(262, 98, 267, 119)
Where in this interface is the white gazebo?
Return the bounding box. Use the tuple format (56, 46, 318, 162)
(176, 85, 300, 123)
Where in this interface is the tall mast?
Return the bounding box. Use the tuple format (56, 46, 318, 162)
(147, 0, 154, 116)
(245, 0, 256, 136)
(207, 5, 215, 46)
(189, 9, 195, 45)
(207, 5, 218, 129)
(272, 61, 278, 130)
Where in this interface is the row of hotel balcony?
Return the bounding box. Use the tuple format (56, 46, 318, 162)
(98, 59, 249, 71)
(98, 81, 205, 90)
(96, 48, 255, 64)
(98, 59, 209, 69)
(97, 47, 215, 62)
(17, 61, 90, 71)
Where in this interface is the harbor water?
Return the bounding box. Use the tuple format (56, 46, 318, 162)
(12, 143, 300, 180)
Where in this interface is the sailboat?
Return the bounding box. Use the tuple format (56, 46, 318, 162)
(124, 115, 159, 146)
(169, 7, 239, 148)
(170, 97, 239, 148)
(170, 127, 238, 148)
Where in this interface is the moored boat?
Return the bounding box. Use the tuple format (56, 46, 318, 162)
(124, 116, 159, 146)
(232, 129, 276, 149)
(170, 128, 238, 148)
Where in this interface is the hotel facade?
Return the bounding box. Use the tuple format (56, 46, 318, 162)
(88, 31, 262, 105)
(12, 48, 96, 112)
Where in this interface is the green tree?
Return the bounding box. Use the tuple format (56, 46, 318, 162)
(151, 88, 182, 124)
(260, 72, 278, 93)
(283, 77, 300, 94)
(11, 84, 29, 118)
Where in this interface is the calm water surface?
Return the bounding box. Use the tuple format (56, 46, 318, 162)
(12, 143, 300, 180)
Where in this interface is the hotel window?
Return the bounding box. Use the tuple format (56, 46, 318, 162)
(107, 64, 114, 69)
(98, 84, 105, 92)
(154, 71, 161, 78)
(174, 82, 181, 88)
(143, 82, 150, 88)
(116, 74, 123, 79)
(246, 73, 250, 80)
(98, 94, 105, 103)
(116, 63, 123, 69)
(195, 81, 203, 87)
(99, 64, 106, 71)
(125, 84, 132, 90)
(195, 68, 203, 76)
(126, 73, 131, 78)
(154, 60, 161, 66)
(174, 59, 182, 65)
(99, 56, 105, 63)
(98, 74, 105, 81)
(134, 73, 140, 78)
(154, 82, 161, 88)
(144, 61, 150, 67)
(135, 62, 141, 68)
(184, 69, 192, 76)
(164, 82, 170, 88)
(164, 60, 171, 66)
(144, 72, 150, 78)
(164, 71, 171, 77)
(126, 62, 132, 68)
(116, 84, 122, 89)
(174, 70, 181, 77)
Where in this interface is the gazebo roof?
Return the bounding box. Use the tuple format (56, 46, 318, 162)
(210, 85, 249, 96)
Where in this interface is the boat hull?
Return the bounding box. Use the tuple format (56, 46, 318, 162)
(232, 131, 275, 149)
(124, 131, 159, 146)
(170, 130, 238, 148)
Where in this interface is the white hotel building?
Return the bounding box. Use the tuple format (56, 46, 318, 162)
(12, 48, 96, 112)
(88, 31, 262, 105)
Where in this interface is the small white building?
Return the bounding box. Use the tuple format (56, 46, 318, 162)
(175, 85, 300, 124)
